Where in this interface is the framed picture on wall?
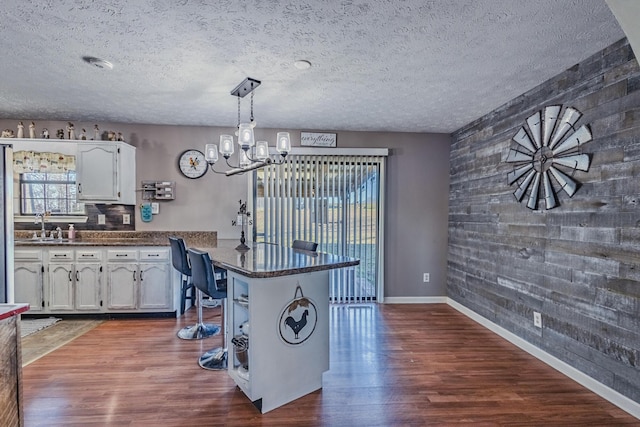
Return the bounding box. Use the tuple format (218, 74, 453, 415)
(301, 132, 337, 147)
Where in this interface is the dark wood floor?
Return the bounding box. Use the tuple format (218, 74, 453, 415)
(22, 304, 638, 426)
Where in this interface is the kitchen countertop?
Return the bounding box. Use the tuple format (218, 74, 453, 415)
(198, 240, 360, 279)
(0, 304, 30, 321)
(14, 231, 217, 248)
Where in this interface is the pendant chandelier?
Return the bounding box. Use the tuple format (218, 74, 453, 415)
(204, 77, 291, 176)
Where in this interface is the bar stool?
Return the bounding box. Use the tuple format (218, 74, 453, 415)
(188, 248, 228, 370)
(169, 237, 196, 315)
(292, 239, 318, 252)
(170, 237, 220, 340)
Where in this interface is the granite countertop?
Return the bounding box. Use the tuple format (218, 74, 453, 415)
(0, 304, 30, 321)
(198, 240, 360, 279)
(14, 231, 217, 248)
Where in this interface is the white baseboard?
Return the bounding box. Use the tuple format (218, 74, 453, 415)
(447, 298, 640, 420)
(383, 296, 448, 304)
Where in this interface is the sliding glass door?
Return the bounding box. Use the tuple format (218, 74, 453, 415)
(253, 149, 386, 303)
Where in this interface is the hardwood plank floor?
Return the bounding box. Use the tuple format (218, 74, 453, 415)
(22, 304, 638, 426)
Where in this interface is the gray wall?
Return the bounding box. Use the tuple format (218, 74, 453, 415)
(1, 120, 451, 299)
(448, 38, 640, 403)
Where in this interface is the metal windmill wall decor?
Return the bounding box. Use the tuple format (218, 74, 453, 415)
(505, 105, 592, 210)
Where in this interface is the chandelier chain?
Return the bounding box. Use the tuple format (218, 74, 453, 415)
(250, 91, 255, 123)
(237, 97, 241, 129)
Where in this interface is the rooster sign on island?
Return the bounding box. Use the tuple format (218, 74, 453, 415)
(278, 284, 318, 345)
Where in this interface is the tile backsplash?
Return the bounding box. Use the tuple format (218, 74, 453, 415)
(15, 204, 136, 232)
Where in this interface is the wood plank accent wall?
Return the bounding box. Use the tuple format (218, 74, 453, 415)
(448, 38, 640, 405)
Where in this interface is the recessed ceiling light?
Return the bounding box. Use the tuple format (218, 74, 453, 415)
(82, 56, 114, 70)
(294, 60, 312, 70)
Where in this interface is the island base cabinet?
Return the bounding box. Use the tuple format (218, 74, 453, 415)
(227, 270, 329, 414)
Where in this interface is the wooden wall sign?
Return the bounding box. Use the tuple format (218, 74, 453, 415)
(301, 132, 337, 147)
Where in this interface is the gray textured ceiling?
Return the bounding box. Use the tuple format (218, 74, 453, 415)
(0, 0, 626, 133)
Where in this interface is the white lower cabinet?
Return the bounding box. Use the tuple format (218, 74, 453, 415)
(14, 245, 173, 315)
(106, 248, 171, 311)
(47, 249, 103, 312)
(14, 250, 45, 312)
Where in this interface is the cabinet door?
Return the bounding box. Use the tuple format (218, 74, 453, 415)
(14, 262, 44, 311)
(106, 263, 137, 309)
(48, 263, 75, 311)
(138, 262, 171, 309)
(76, 144, 119, 202)
(76, 263, 102, 311)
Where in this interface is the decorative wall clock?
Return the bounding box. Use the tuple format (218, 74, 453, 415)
(178, 149, 208, 179)
(505, 105, 592, 210)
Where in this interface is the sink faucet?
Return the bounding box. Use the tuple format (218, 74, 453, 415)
(34, 211, 50, 239)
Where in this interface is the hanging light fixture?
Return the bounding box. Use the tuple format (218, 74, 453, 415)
(205, 77, 291, 176)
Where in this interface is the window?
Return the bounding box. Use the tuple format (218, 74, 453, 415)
(20, 171, 84, 215)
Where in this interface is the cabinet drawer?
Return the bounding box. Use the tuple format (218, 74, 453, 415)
(48, 250, 74, 262)
(76, 250, 103, 261)
(15, 250, 42, 261)
(107, 250, 138, 261)
(139, 248, 169, 261)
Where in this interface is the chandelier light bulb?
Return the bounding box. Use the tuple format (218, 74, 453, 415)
(237, 123, 255, 150)
(276, 132, 291, 155)
(219, 134, 235, 158)
(205, 143, 219, 164)
(255, 141, 269, 161)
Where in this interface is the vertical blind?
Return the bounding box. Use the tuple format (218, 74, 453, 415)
(254, 151, 386, 303)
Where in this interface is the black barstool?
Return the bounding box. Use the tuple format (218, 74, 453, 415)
(292, 239, 318, 252)
(170, 237, 220, 340)
(188, 248, 228, 370)
(169, 237, 196, 315)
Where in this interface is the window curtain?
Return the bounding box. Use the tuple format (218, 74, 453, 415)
(13, 150, 76, 173)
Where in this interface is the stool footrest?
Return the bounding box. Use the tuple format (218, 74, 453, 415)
(177, 322, 220, 340)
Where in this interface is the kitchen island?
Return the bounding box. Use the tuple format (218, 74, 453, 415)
(200, 241, 359, 414)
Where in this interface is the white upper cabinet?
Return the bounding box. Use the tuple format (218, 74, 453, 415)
(12, 138, 136, 205)
(76, 142, 136, 205)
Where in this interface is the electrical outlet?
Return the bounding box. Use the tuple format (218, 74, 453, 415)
(533, 311, 542, 328)
(123, 214, 131, 225)
(423, 273, 430, 283)
(98, 214, 106, 225)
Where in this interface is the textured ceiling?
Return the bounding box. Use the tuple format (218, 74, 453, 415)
(0, 0, 626, 133)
